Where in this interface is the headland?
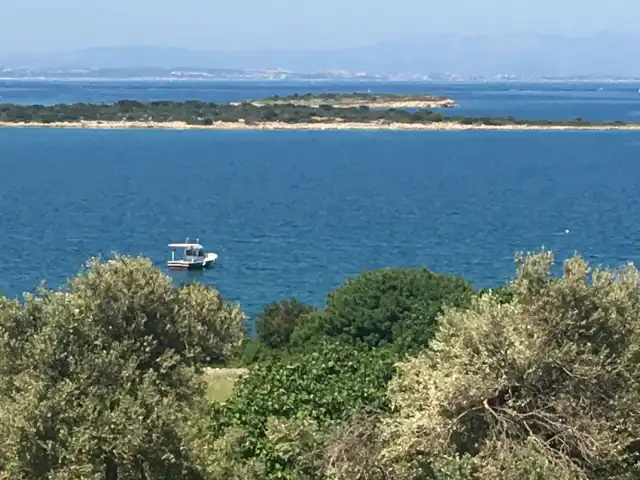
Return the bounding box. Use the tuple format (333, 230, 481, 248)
(0, 96, 638, 131)
(243, 92, 458, 108)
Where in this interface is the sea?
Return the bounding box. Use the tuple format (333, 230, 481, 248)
(1, 79, 640, 318)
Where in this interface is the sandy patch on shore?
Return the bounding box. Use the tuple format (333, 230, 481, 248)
(247, 99, 457, 108)
(1, 120, 639, 131)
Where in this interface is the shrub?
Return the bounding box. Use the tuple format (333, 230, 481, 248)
(256, 298, 315, 349)
(291, 268, 474, 355)
(322, 410, 387, 480)
(206, 342, 396, 478)
(0, 255, 246, 478)
(479, 284, 514, 304)
(380, 250, 640, 479)
(231, 341, 394, 425)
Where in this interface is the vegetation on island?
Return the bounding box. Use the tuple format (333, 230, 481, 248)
(0, 98, 633, 128)
(1, 249, 640, 479)
(251, 92, 457, 107)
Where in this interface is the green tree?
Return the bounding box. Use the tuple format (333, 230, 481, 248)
(0, 255, 246, 479)
(231, 299, 316, 366)
(478, 284, 514, 304)
(256, 298, 315, 349)
(291, 268, 474, 355)
(380, 250, 640, 479)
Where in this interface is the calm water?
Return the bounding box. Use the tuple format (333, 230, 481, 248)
(1, 81, 640, 316)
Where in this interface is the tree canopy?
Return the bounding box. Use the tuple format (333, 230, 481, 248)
(2, 250, 640, 479)
(379, 250, 640, 479)
(0, 99, 628, 127)
(256, 298, 315, 349)
(291, 268, 475, 354)
(0, 255, 245, 479)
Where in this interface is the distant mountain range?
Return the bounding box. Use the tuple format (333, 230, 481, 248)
(2, 33, 640, 77)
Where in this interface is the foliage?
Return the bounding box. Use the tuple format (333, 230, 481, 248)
(479, 284, 514, 304)
(229, 298, 316, 367)
(322, 410, 388, 480)
(232, 342, 394, 423)
(380, 250, 640, 479)
(186, 422, 266, 480)
(202, 368, 248, 403)
(5, 249, 640, 478)
(0, 255, 245, 479)
(291, 268, 474, 355)
(231, 337, 275, 365)
(232, 336, 305, 367)
(256, 298, 315, 349)
(205, 342, 396, 478)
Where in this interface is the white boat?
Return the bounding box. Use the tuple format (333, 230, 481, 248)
(167, 239, 218, 270)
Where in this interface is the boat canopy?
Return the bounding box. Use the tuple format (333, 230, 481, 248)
(169, 243, 203, 249)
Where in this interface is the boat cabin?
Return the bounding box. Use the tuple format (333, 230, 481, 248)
(169, 242, 205, 263)
(184, 246, 205, 259)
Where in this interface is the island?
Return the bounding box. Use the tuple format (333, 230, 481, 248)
(0, 98, 638, 130)
(244, 92, 458, 108)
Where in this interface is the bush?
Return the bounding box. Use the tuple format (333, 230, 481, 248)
(380, 250, 640, 479)
(0, 255, 246, 478)
(205, 342, 396, 478)
(479, 284, 514, 304)
(322, 410, 387, 480)
(229, 299, 316, 367)
(291, 268, 474, 355)
(256, 298, 315, 349)
(231, 341, 394, 425)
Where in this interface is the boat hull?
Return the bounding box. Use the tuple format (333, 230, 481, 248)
(167, 253, 217, 271)
(168, 262, 202, 270)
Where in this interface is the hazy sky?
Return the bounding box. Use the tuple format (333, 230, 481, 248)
(3, 0, 639, 53)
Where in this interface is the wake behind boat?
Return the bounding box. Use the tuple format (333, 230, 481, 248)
(167, 239, 218, 270)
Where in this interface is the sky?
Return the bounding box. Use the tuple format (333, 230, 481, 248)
(2, 0, 639, 53)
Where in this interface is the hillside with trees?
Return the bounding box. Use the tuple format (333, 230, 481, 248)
(0, 250, 639, 478)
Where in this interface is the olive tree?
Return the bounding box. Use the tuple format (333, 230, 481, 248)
(0, 255, 245, 479)
(380, 250, 640, 479)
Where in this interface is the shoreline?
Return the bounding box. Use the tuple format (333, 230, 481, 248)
(1, 120, 640, 131)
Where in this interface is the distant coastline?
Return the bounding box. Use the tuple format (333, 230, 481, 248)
(2, 120, 640, 131)
(1, 96, 638, 131)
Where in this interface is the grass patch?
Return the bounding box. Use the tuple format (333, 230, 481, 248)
(203, 367, 249, 402)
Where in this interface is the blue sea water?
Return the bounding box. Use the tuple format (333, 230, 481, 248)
(1, 80, 640, 317)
